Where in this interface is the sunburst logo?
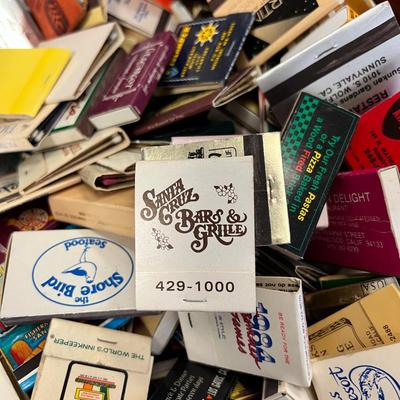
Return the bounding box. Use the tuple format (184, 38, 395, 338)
(195, 23, 219, 46)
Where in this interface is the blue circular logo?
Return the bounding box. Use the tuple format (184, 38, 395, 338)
(350, 365, 400, 399)
(32, 236, 134, 307)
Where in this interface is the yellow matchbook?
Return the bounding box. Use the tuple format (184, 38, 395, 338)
(0, 48, 71, 119)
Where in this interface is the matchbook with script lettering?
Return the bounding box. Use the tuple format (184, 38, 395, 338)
(142, 133, 290, 247)
(135, 157, 255, 312)
(178, 277, 311, 386)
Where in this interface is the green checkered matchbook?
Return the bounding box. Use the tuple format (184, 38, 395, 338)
(279, 92, 359, 257)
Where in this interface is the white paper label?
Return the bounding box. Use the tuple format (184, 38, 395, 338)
(135, 157, 256, 312)
(108, 0, 163, 37)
